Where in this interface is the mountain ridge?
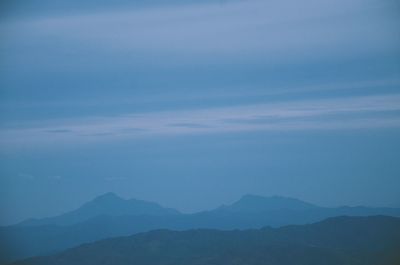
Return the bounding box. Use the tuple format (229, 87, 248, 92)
(218, 194, 318, 212)
(11, 216, 400, 265)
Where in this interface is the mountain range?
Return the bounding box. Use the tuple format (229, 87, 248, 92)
(11, 215, 400, 265)
(1, 193, 400, 264)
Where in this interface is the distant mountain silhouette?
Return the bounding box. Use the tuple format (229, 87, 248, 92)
(2, 193, 400, 264)
(12, 216, 400, 265)
(219, 194, 318, 212)
(189, 194, 400, 229)
(18, 192, 179, 227)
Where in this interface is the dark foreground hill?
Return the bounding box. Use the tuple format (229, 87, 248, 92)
(2, 193, 400, 264)
(12, 216, 400, 265)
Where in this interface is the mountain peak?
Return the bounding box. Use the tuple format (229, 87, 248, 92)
(227, 194, 318, 213)
(19, 193, 180, 227)
(78, 192, 180, 217)
(91, 192, 123, 203)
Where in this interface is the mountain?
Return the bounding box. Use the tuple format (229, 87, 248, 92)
(2, 194, 400, 264)
(190, 194, 400, 229)
(220, 194, 318, 212)
(19, 193, 400, 229)
(18, 192, 179, 227)
(12, 216, 400, 265)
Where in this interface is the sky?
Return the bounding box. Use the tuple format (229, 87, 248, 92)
(0, 0, 400, 225)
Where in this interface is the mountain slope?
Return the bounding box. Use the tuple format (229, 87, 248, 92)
(12, 216, 400, 265)
(18, 193, 179, 227)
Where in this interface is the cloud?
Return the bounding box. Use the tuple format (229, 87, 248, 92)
(17, 173, 63, 181)
(168, 123, 212, 129)
(80, 132, 115, 137)
(1, 93, 400, 150)
(48, 175, 63, 181)
(2, 0, 398, 65)
(0, 0, 399, 150)
(104, 176, 128, 182)
(18, 173, 35, 180)
(46, 129, 73, 134)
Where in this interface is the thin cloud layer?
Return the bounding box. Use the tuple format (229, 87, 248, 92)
(2, 0, 398, 64)
(1, 93, 400, 149)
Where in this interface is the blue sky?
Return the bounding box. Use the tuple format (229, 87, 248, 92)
(0, 0, 400, 225)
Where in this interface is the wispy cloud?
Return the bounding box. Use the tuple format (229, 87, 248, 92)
(1, 78, 399, 110)
(2, 0, 398, 64)
(1, 94, 400, 149)
(169, 123, 212, 129)
(104, 176, 128, 182)
(18, 173, 35, 180)
(16, 173, 62, 181)
(49, 175, 63, 181)
(45, 129, 73, 134)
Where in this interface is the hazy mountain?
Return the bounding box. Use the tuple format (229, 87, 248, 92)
(2, 193, 400, 264)
(191, 194, 400, 229)
(220, 194, 318, 212)
(12, 216, 400, 265)
(18, 192, 179, 227)
(19, 193, 400, 229)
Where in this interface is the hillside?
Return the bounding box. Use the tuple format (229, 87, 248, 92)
(12, 216, 400, 265)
